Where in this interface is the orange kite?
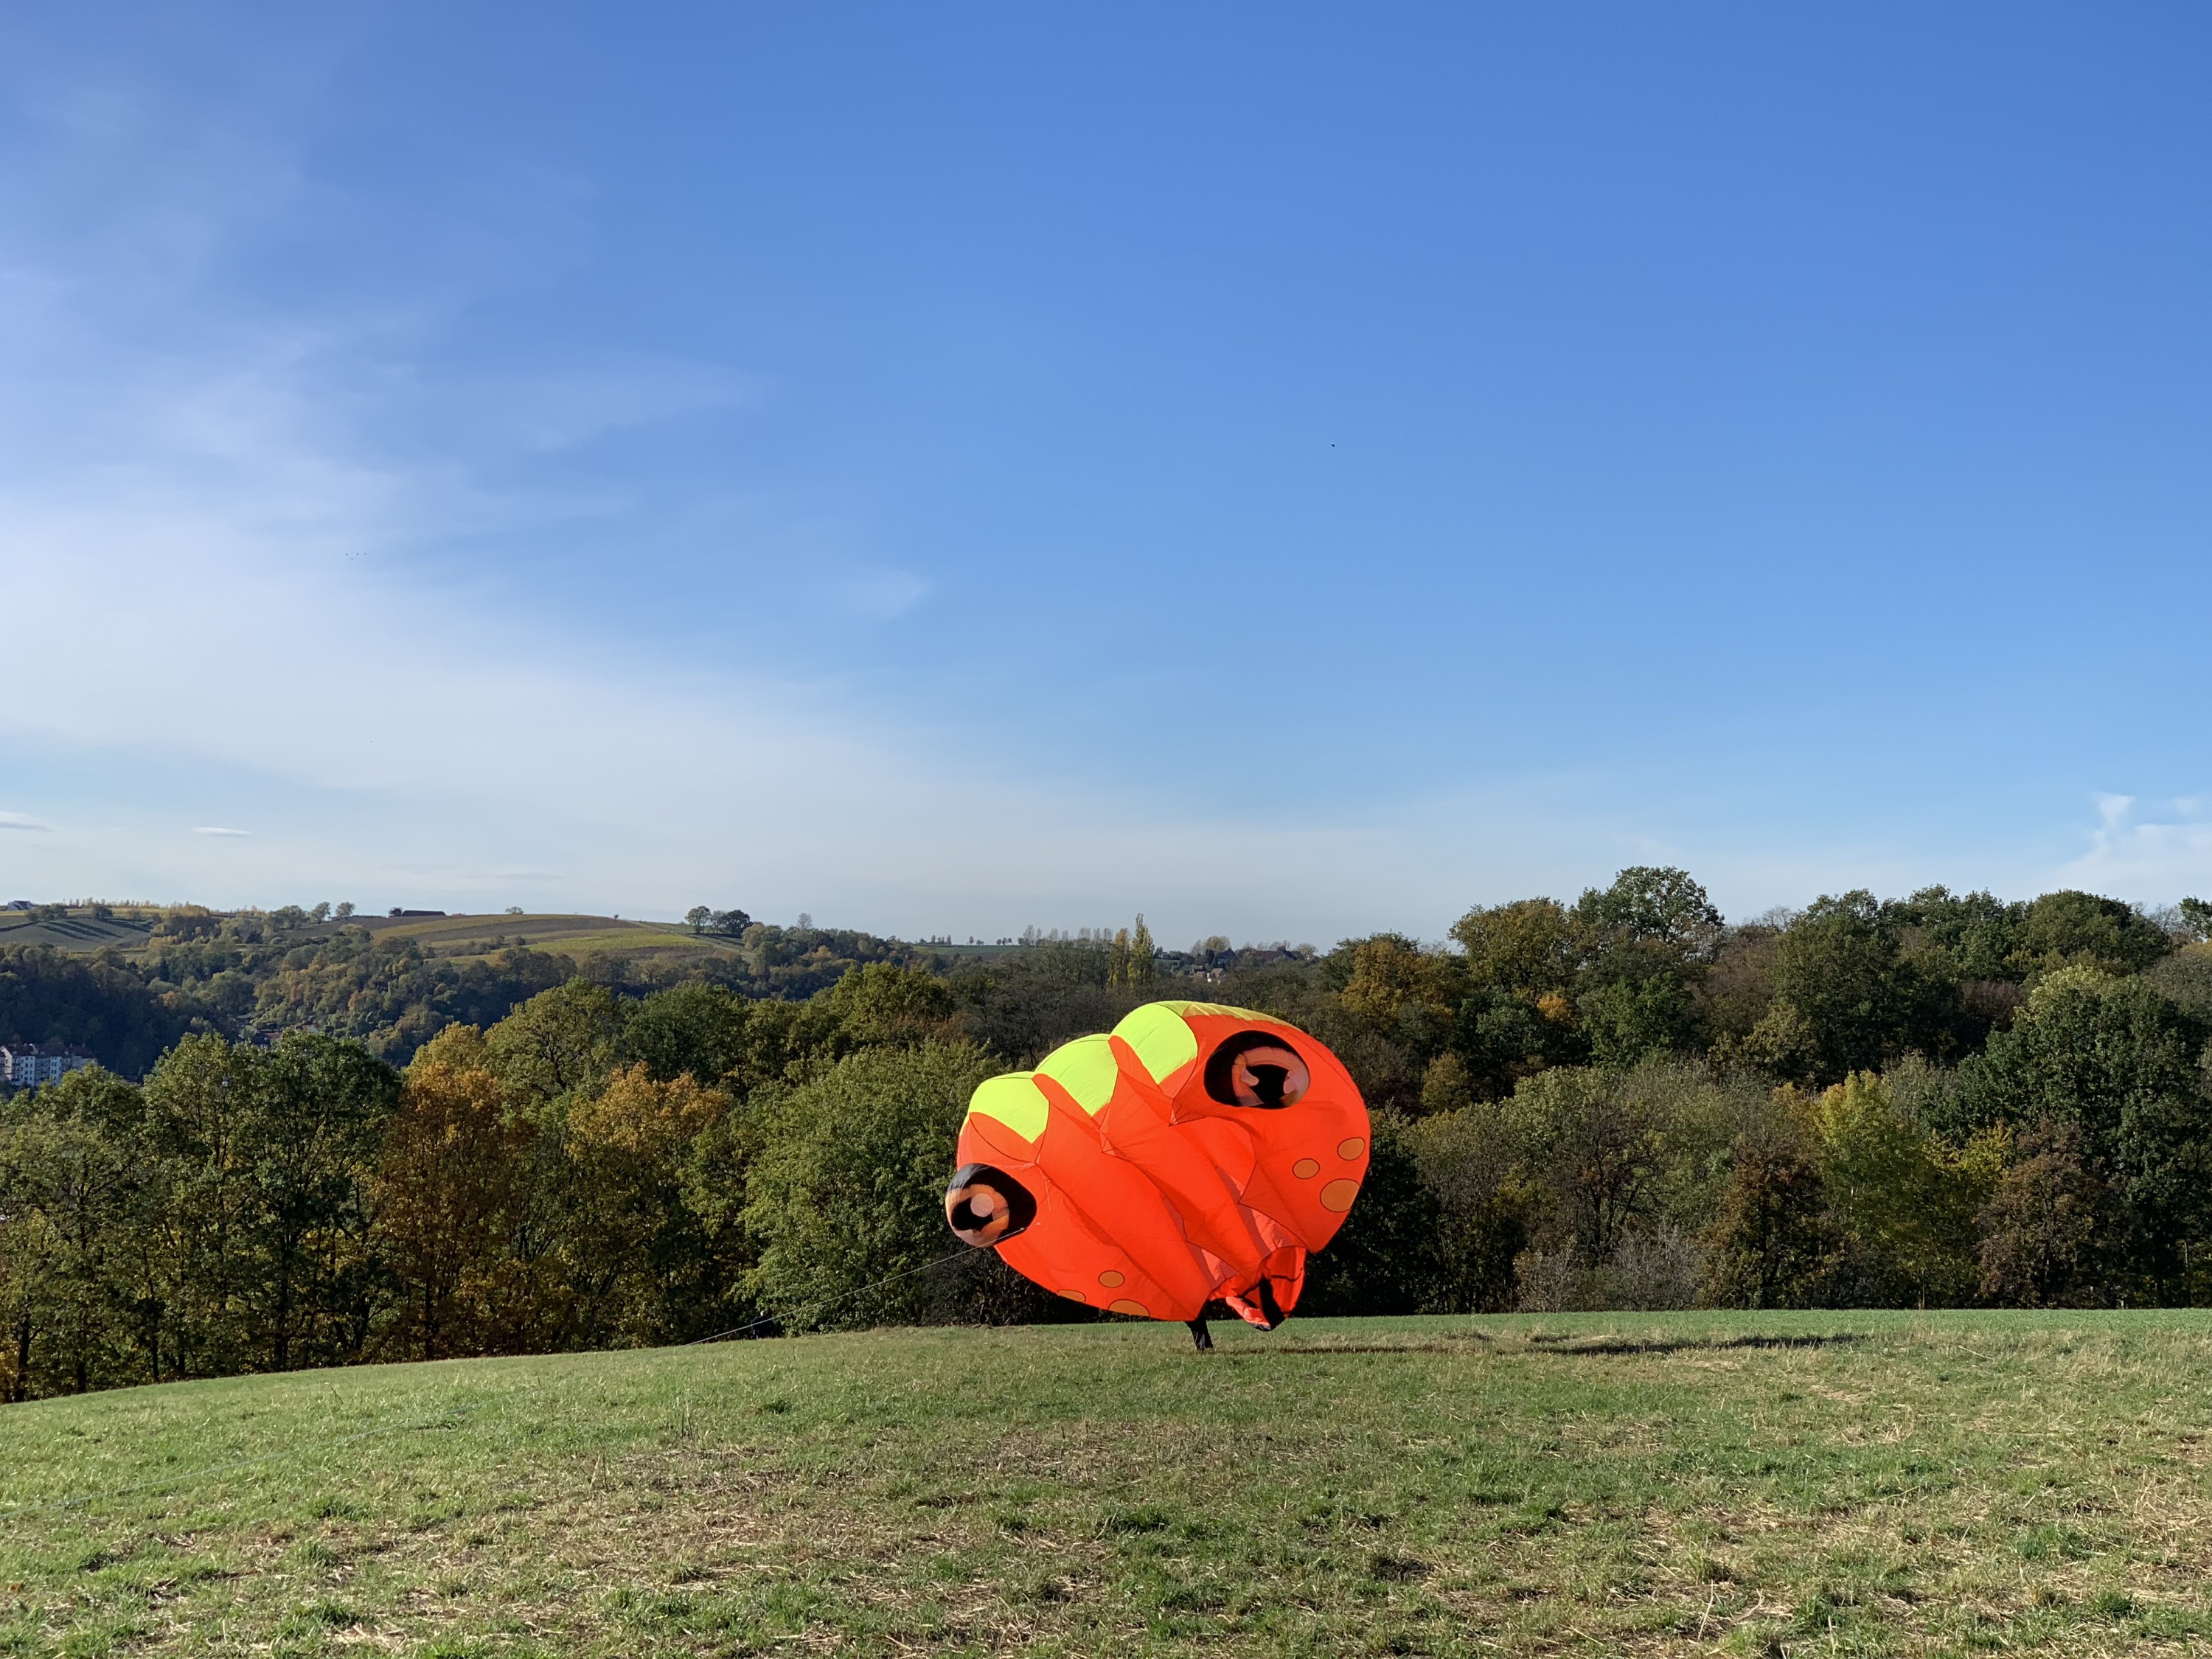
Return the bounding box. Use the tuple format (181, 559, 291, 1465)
(944, 1000, 1369, 1347)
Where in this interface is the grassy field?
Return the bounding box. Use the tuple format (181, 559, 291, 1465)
(0, 908, 749, 965)
(355, 912, 748, 964)
(4, 1312, 2212, 1658)
(0, 914, 154, 952)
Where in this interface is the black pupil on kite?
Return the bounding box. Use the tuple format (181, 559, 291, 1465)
(1204, 1032, 1311, 1109)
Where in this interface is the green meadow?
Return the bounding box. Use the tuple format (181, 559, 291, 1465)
(5, 1312, 2211, 1657)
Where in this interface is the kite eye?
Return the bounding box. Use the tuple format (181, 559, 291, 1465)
(945, 1163, 1037, 1247)
(1203, 1031, 1312, 1110)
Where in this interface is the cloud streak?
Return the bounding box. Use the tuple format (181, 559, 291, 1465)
(0, 32, 1604, 942)
(7, 24, 2203, 942)
(2055, 793, 2212, 900)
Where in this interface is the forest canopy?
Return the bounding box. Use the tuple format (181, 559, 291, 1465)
(4, 872, 2211, 1402)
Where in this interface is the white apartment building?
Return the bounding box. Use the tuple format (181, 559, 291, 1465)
(0, 1043, 96, 1086)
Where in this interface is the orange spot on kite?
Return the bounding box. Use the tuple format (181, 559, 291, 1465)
(1338, 1137, 1366, 1161)
(1319, 1178, 1359, 1213)
(1292, 1158, 1321, 1180)
(1098, 1270, 1126, 1288)
(1109, 1298, 1150, 1317)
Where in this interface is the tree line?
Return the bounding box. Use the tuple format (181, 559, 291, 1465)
(4, 869, 2211, 1401)
(0, 914, 939, 1071)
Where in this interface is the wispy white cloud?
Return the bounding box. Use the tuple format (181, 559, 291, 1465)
(18, 27, 2160, 945)
(2053, 793, 2212, 900)
(0, 37, 1517, 942)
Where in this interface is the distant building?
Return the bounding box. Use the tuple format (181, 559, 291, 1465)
(0, 1043, 96, 1086)
(4, 899, 31, 911)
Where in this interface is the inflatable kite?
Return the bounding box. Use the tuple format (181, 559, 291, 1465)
(944, 1000, 1369, 1348)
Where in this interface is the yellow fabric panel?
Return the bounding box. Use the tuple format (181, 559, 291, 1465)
(1112, 1003, 1200, 1085)
(966, 1072, 1049, 1142)
(1034, 1033, 1120, 1114)
(1152, 999, 1283, 1024)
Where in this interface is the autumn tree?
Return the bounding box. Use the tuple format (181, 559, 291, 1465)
(1976, 1121, 2118, 1307)
(373, 1054, 540, 1359)
(1701, 1135, 1846, 1309)
(561, 1064, 737, 1342)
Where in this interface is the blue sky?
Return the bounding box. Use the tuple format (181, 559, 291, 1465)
(2, 3, 2208, 945)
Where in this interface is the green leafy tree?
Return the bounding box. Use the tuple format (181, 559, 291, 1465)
(1405, 1102, 1526, 1312)
(2011, 890, 2171, 978)
(1503, 1065, 1672, 1266)
(0, 1068, 145, 1397)
(617, 981, 754, 1085)
(1764, 891, 1958, 1082)
(1807, 1073, 1990, 1306)
(138, 1034, 264, 1377)
(1889, 886, 2025, 982)
(246, 1034, 403, 1368)
(1571, 866, 1723, 967)
(742, 1043, 1029, 1329)
(484, 980, 627, 1106)
(138, 1034, 399, 1377)
(1956, 967, 2212, 1295)
(1447, 898, 1587, 1093)
(790, 962, 960, 1061)
(1568, 868, 1723, 1068)
(2146, 944, 2212, 1023)
(1579, 973, 1700, 1068)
